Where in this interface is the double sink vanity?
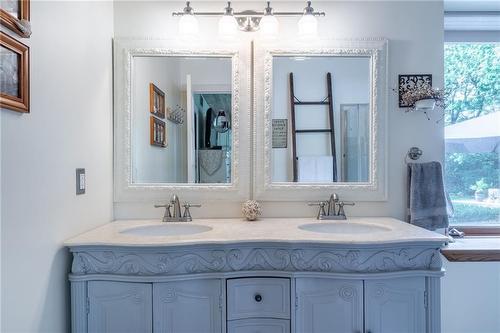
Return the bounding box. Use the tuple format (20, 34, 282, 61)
(66, 215, 447, 333)
(65, 35, 449, 332)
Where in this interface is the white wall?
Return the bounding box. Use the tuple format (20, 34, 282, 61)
(113, 0, 445, 220)
(441, 259, 500, 333)
(179, 58, 232, 89)
(133, 57, 186, 183)
(1, 1, 114, 332)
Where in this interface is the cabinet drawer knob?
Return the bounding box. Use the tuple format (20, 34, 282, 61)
(254, 294, 262, 302)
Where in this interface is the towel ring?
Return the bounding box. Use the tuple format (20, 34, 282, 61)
(405, 147, 423, 164)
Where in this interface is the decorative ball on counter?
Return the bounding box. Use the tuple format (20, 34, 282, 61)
(242, 200, 262, 221)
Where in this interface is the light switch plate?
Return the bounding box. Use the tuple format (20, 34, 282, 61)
(76, 168, 85, 195)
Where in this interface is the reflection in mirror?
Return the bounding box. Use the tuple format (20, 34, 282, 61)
(271, 56, 370, 183)
(132, 56, 232, 184)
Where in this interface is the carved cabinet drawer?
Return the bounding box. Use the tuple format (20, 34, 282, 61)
(227, 278, 290, 320)
(227, 318, 290, 333)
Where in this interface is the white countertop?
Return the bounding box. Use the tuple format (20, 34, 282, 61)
(64, 217, 448, 248)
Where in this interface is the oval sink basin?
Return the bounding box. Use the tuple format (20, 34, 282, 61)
(299, 222, 391, 234)
(120, 224, 212, 237)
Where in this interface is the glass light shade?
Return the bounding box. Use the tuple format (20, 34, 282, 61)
(178, 14, 199, 40)
(259, 15, 279, 39)
(218, 15, 238, 41)
(298, 14, 318, 40)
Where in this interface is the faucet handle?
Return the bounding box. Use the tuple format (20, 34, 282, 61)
(337, 201, 355, 217)
(308, 202, 327, 220)
(307, 202, 325, 206)
(154, 203, 172, 220)
(182, 203, 201, 221)
(155, 203, 169, 208)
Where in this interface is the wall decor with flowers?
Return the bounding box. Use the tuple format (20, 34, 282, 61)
(398, 74, 433, 107)
(398, 74, 445, 119)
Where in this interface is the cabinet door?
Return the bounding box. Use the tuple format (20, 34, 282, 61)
(88, 281, 152, 333)
(364, 277, 426, 333)
(295, 278, 363, 333)
(228, 318, 290, 333)
(153, 279, 222, 333)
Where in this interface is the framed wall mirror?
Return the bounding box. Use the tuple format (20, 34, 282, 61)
(114, 39, 250, 202)
(254, 39, 388, 201)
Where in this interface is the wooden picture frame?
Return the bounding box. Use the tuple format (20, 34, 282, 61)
(149, 83, 165, 119)
(150, 116, 167, 147)
(0, 31, 29, 113)
(0, 0, 31, 38)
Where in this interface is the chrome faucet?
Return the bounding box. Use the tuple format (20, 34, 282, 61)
(308, 193, 355, 220)
(154, 194, 201, 222)
(170, 194, 182, 219)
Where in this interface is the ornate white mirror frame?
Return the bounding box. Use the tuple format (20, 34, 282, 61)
(253, 38, 388, 201)
(113, 39, 251, 203)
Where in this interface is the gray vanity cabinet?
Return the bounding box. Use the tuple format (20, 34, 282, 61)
(69, 239, 445, 333)
(227, 278, 291, 333)
(153, 279, 223, 333)
(295, 278, 363, 333)
(295, 277, 427, 333)
(87, 281, 153, 333)
(227, 318, 290, 333)
(364, 277, 426, 333)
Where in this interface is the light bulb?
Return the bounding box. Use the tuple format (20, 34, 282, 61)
(178, 2, 199, 41)
(178, 14, 199, 40)
(298, 14, 317, 40)
(218, 15, 238, 41)
(260, 15, 279, 40)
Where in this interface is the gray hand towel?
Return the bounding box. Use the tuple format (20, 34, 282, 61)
(407, 161, 449, 230)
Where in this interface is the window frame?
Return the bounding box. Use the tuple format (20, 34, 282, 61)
(443, 39, 500, 235)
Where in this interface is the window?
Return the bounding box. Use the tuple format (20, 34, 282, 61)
(444, 43, 500, 227)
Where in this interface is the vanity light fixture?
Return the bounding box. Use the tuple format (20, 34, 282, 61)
(178, 1, 199, 40)
(218, 2, 238, 41)
(259, 2, 279, 40)
(298, 1, 318, 40)
(172, 1, 325, 40)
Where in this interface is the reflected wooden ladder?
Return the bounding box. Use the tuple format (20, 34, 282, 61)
(289, 72, 337, 182)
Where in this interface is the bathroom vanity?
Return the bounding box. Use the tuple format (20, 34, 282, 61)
(88, 36, 451, 333)
(66, 218, 447, 333)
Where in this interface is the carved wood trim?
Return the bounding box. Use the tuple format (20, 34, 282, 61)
(70, 245, 443, 276)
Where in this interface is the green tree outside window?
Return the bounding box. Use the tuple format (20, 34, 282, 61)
(444, 43, 500, 225)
